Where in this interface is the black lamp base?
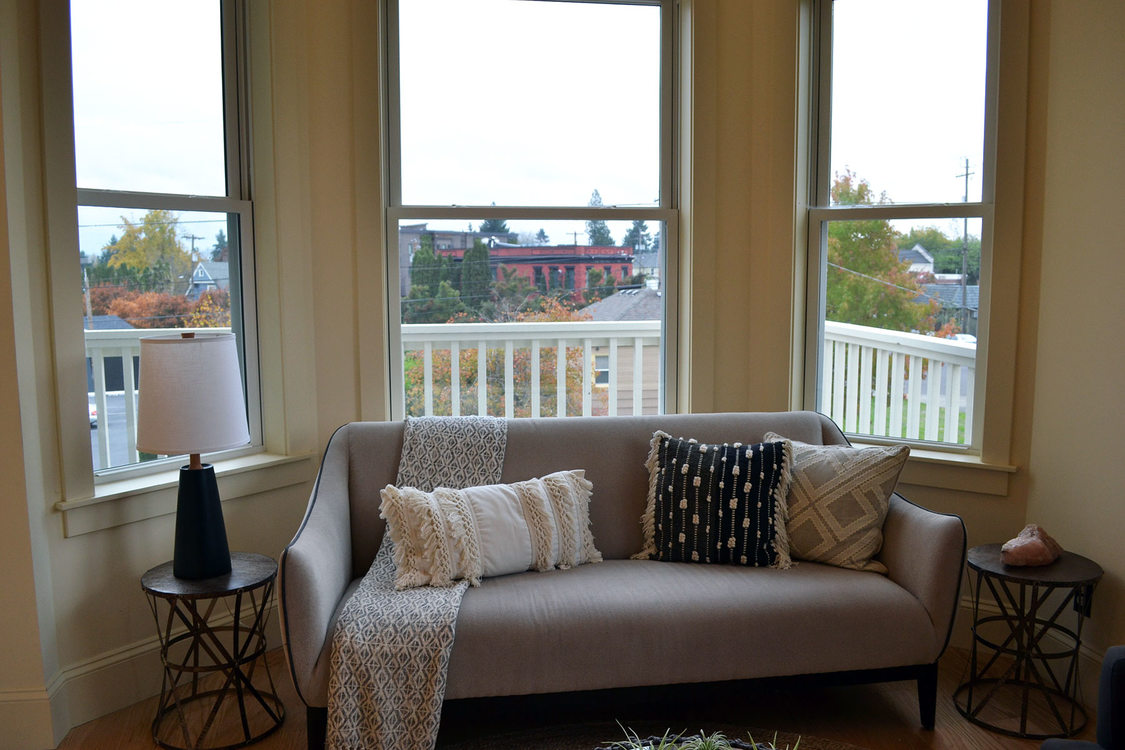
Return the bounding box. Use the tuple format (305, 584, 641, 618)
(173, 465, 232, 580)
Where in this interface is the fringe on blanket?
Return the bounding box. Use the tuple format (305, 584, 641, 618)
(326, 416, 507, 750)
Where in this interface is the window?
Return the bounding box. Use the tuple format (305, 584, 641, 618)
(69, 0, 258, 476)
(805, 0, 995, 452)
(386, 0, 675, 419)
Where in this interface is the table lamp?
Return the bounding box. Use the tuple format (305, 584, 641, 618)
(137, 332, 250, 580)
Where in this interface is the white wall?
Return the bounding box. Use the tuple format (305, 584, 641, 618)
(1025, 0, 1125, 652)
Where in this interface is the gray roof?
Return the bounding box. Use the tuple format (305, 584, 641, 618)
(580, 288, 662, 321)
(921, 283, 979, 312)
(83, 314, 134, 330)
(196, 261, 230, 283)
(898, 243, 934, 265)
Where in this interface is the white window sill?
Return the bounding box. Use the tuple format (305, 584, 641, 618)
(850, 440, 1017, 496)
(55, 452, 317, 536)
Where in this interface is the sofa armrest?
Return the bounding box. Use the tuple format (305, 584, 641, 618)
(880, 494, 967, 657)
(278, 424, 355, 707)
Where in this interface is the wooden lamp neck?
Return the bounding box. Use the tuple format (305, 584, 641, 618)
(189, 453, 203, 471)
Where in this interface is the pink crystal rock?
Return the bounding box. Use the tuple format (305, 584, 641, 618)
(1000, 524, 1063, 566)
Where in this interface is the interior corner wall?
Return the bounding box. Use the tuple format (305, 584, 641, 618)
(1025, 0, 1125, 651)
(0, 27, 55, 747)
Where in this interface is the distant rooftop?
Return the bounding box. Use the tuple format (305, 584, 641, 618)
(922, 283, 979, 312)
(580, 287, 662, 321)
(83, 314, 133, 331)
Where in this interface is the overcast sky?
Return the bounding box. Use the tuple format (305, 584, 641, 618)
(71, 0, 988, 257)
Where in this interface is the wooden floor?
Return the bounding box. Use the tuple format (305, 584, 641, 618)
(57, 647, 1098, 750)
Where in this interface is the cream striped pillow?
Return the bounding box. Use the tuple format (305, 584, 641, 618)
(764, 432, 908, 574)
(379, 469, 602, 589)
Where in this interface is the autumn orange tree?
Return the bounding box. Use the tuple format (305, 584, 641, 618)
(827, 171, 940, 333)
(105, 292, 195, 328)
(404, 298, 594, 417)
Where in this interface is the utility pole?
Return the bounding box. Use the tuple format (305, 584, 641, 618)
(184, 233, 204, 264)
(956, 158, 974, 333)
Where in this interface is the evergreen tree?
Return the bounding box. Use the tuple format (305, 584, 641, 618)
(585, 189, 614, 245)
(621, 220, 652, 253)
(535, 228, 549, 245)
(460, 239, 493, 311)
(210, 229, 229, 262)
(402, 279, 466, 324)
(584, 267, 616, 305)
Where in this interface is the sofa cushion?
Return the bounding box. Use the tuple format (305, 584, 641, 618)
(636, 432, 792, 568)
(765, 432, 908, 574)
(380, 469, 601, 589)
(444, 558, 939, 699)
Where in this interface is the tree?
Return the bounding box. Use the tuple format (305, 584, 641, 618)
(826, 171, 939, 332)
(210, 229, 229, 262)
(106, 291, 194, 328)
(584, 267, 616, 305)
(535, 228, 549, 245)
(186, 289, 231, 327)
(585, 189, 614, 245)
(478, 218, 509, 234)
(106, 209, 193, 294)
(621, 220, 652, 253)
(460, 239, 493, 312)
(402, 279, 466, 324)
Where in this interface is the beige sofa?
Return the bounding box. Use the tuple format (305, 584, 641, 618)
(279, 412, 966, 749)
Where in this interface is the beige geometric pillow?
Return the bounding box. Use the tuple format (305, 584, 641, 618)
(764, 432, 908, 574)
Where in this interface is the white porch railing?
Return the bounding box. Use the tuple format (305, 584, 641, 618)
(85, 327, 230, 470)
(822, 320, 976, 445)
(84, 319, 975, 470)
(401, 320, 662, 418)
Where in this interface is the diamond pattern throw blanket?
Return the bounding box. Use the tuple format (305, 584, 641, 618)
(327, 416, 508, 750)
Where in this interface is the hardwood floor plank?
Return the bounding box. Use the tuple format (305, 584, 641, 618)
(56, 648, 1097, 749)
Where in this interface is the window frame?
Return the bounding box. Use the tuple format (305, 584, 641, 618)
(803, 0, 1003, 458)
(382, 0, 679, 421)
(42, 0, 263, 499)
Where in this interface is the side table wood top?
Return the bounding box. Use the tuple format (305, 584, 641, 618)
(141, 551, 277, 599)
(967, 544, 1103, 587)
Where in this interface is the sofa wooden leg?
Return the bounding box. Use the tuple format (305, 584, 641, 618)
(307, 706, 327, 750)
(917, 662, 938, 730)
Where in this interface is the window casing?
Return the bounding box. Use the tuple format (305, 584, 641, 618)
(45, 0, 261, 492)
(384, 0, 677, 420)
(804, 0, 1000, 456)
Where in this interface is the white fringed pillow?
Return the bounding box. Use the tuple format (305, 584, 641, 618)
(379, 470, 602, 589)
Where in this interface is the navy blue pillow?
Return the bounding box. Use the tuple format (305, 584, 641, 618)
(636, 432, 793, 568)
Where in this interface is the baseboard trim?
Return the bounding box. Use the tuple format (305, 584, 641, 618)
(0, 690, 56, 750)
(43, 603, 281, 745)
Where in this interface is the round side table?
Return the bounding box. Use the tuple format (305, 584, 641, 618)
(953, 544, 1102, 739)
(142, 552, 286, 750)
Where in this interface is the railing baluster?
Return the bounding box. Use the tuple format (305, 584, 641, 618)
(890, 352, 906, 439)
(925, 358, 942, 441)
(633, 337, 644, 416)
(964, 366, 976, 444)
(92, 348, 110, 469)
(556, 339, 567, 418)
(504, 341, 514, 419)
(945, 363, 961, 444)
(582, 339, 592, 417)
(121, 347, 138, 463)
(907, 355, 923, 439)
(530, 340, 541, 419)
(821, 337, 834, 422)
(450, 341, 461, 417)
(832, 340, 847, 430)
(858, 345, 873, 435)
(477, 341, 487, 417)
(423, 341, 434, 417)
(844, 342, 860, 433)
(874, 348, 890, 437)
(608, 338, 619, 417)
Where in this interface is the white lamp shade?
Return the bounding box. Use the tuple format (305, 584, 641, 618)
(137, 333, 251, 456)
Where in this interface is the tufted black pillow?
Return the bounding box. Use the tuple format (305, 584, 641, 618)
(634, 431, 793, 568)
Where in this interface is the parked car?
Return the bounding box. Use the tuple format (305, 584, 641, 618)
(89, 403, 97, 428)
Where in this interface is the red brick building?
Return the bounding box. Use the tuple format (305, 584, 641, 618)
(439, 243, 635, 296)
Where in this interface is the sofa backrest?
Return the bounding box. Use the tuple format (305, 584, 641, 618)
(336, 411, 846, 576)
